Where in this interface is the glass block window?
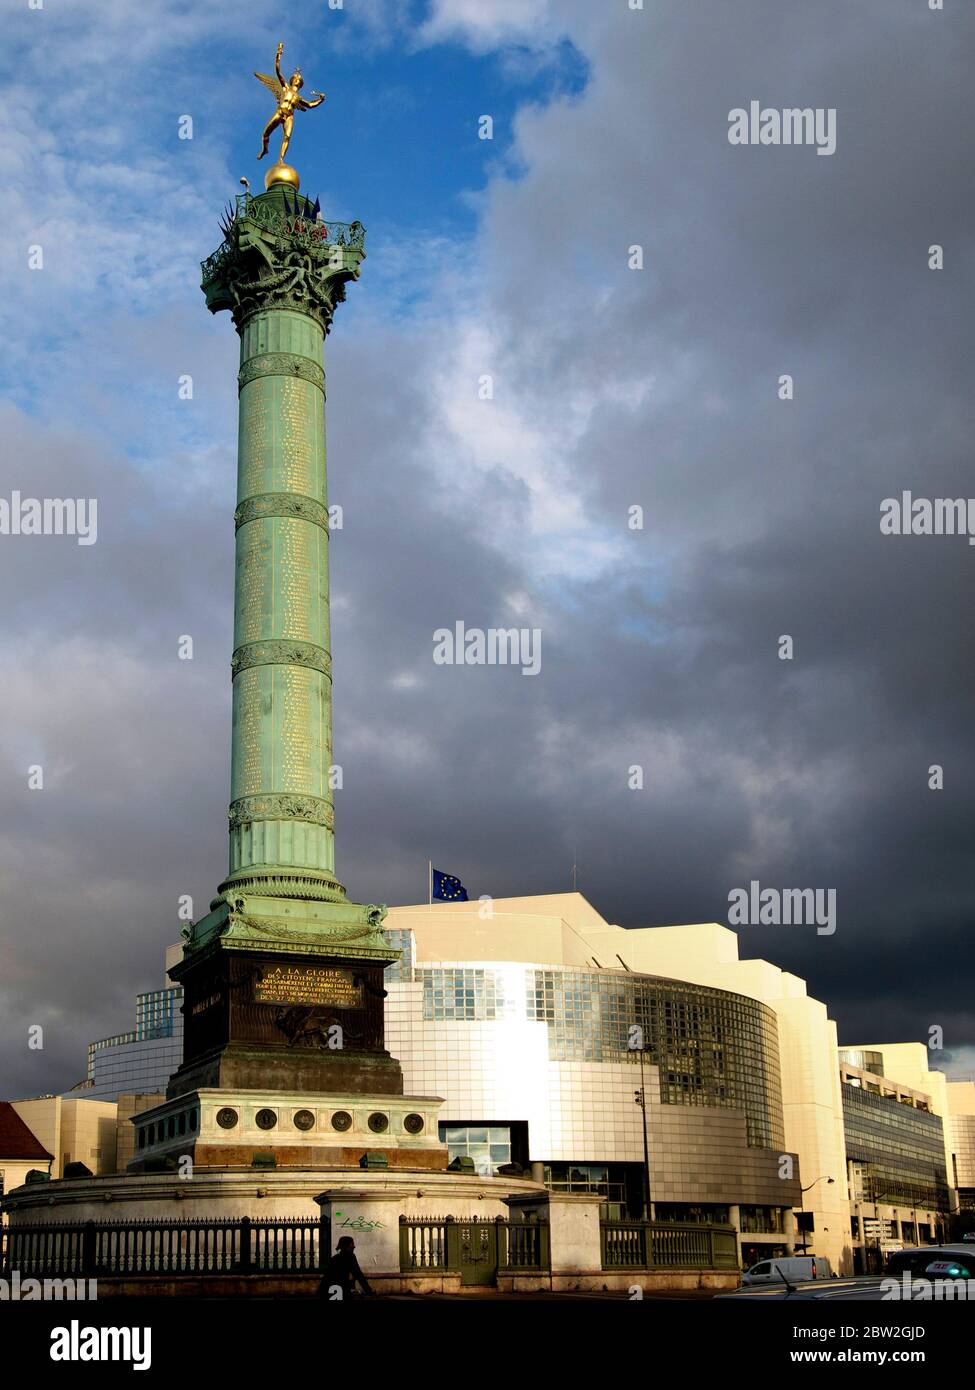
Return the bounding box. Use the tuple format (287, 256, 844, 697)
(383, 928, 413, 983)
(439, 1124, 511, 1176)
(421, 968, 518, 1021)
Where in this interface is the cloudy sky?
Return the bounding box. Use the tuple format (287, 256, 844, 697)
(2, 0, 974, 1098)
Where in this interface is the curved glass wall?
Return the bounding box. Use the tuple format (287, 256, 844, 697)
(412, 959, 784, 1150)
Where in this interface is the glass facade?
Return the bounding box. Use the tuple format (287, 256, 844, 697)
(79, 986, 184, 1101)
(383, 928, 413, 983)
(543, 1162, 638, 1220)
(842, 1081, 950, 1210)
(135, 989, 180, 1041)
(422, 967, 519, 1022)
(413, 962, 784, 1149)
(739, 1205, 786, 1233)
(439, 1124, 512, 1176)
(838, 1049, 884, 1076)
(654, 1203, 731, 1225)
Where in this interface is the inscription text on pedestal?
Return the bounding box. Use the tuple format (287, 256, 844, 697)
(254, 964, 363, 1008)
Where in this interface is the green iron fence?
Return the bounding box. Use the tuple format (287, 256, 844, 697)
(3, 1213, 736, 1279)
(499, 1220, 549, 1272)
(398, 1214, 549, 1275)
(600, 1220, 739, 1270)
(1, 1216, 327, 1278)
(399, 1215, 734, 1275)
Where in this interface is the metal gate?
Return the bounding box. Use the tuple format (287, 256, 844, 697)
(455, 1217, 498, 1286)
(402, 1215, 538, 1286)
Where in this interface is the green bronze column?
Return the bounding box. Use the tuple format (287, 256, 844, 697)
(229, 300, 340, 897)
(203, 182, 361, 903)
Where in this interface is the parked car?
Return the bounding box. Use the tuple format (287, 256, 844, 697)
(720, 1246, 975, 1300)
(718, 1277, 889, 1300)
(741, 1255, 833, 1285)
(885, 1245, 975, 1279)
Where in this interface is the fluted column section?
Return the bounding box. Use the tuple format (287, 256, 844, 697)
(225, 307, 342, 898)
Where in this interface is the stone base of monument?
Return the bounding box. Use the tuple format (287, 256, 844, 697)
(0, 1173, 740, 1293)
(128, 1088, 448, 1172)
(166, 1042, 406, 1100)
(0, 1168, 553, 1294)
(0, 1167, 546, 1224)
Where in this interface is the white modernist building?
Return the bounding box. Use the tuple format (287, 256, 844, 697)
(383, 893, 972, 1276)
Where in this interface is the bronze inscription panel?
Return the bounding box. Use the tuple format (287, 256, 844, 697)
(253, 964, 363, 1009)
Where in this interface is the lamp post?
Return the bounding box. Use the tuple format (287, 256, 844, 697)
(796, 1175, 834, 1253)
(633, 1048, 653, 1222)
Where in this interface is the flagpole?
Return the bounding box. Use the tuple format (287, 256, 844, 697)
(428, 859, 432, 908)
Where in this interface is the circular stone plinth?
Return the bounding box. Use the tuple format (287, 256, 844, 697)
(0, 1167, 547, 1227)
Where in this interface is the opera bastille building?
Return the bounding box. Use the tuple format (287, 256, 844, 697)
(20, 890, 973, 1280)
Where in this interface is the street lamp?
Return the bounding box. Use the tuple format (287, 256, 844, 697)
(796, 1176, 835, 1254)
(633, 1047, 653, 1222)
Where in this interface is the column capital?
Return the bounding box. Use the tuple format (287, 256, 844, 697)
(201, 188, 365, 335)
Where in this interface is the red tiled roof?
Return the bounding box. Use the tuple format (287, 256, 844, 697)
(0, 1103, 53, 1162)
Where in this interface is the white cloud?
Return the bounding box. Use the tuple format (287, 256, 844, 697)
(418, 0, 564, 51)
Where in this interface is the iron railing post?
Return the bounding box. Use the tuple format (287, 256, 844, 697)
(444, 1215, 458, 1270)
(81, 1221, 97, 1279)
(239, 1216, 252, 1274)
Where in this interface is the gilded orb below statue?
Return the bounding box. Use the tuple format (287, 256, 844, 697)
(264, 160, 300, 191)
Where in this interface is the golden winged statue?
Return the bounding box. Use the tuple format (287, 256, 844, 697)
(255, 42, 325, 165)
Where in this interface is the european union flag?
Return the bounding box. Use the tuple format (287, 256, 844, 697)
(432, 869, 469, 902)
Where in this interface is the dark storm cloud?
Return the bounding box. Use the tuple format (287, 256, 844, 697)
(2, 0, 974, 1096)
(336, 0, 975, 1052)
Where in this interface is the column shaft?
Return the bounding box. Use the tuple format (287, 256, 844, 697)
(228, 308, 337, 887)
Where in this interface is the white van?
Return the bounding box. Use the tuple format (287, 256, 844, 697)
(741, 1255, 832, 1285)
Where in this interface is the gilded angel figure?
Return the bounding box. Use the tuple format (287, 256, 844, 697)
(255, 42, 325, 164)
